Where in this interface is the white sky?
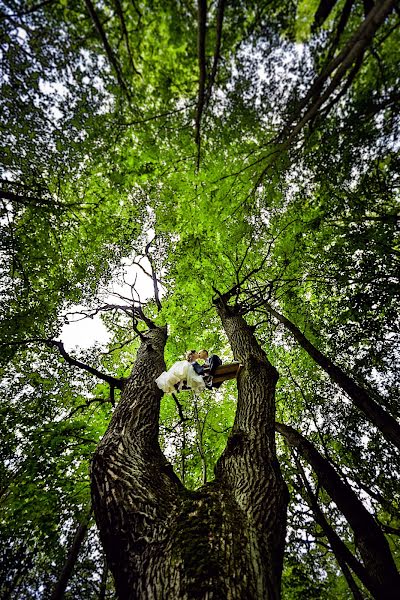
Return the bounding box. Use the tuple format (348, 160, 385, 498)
(61, 259, 158, 351)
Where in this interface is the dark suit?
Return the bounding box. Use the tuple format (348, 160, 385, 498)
(191, 361, 205, 375)
(207, 354, 222, 374)
(192, 355, 222, 376)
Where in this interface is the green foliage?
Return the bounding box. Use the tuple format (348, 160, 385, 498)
(1, 0, 399, 597)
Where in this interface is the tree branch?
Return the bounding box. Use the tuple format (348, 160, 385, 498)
(255, 0, 398, 189)
(292, 450, 367, 600)
(145, 238, 162, 311)
(84, 0, 131, 98)
(2, 337, 122, 391)
(312, 0, 341, 30)
(195, 0, 207, 170)
(204, 0, 225, 111)
(111, 0, 141, 76)
(171, 393, 189, 424)
(0, 0, 55, 20)
(47, 340, 124, 389)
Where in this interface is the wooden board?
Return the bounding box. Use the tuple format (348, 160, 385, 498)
(212, 362, 242, 384)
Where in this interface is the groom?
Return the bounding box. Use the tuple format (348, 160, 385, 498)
(191, 350, 222, 388)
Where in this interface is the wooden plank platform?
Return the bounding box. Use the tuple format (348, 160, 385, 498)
(212, 362, 242, 384)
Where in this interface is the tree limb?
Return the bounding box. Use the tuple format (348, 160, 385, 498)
(195, 0, 207, 170)
(47, 340, 124, 389)
(145, 238, 162, 311)
(312, 0, 341, 30)
(171, 393, 189, 424)
(255, 0, 398, 189)
(0, 0, 55, 20)
(204, 0, 225, 111)
(265, 302, 400, 450)
(292, 450, 367, 600)
(111, 0, 141, 76)
(84, 0, 131, 98)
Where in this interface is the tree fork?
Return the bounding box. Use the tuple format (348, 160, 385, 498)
(92, 305, 290, 598)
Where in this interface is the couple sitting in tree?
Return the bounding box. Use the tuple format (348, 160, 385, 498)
(155, 349, 222, 394)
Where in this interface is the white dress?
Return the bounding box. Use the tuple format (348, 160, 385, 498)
(155, 360, 205, 394)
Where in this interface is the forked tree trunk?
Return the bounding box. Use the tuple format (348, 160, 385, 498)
(91, 308, 288, 599)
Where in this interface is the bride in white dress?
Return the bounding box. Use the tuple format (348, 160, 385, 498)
(155, 350, 205, 394)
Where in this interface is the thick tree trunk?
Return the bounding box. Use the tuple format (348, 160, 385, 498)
(277, 421, 400, 599)
(91, 311, 288, 599)
(214, 302, 289, 598)
(265, 303, 400, 450)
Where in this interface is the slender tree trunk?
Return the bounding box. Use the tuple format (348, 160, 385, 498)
(265, 303, 400, 450)
(292, 450, 370, 600)
(50, 508, 92, 600)
(91, 310, 288, 599)
(98, 556, 108, 600)
(194, 396, 208, 484)
(276, 421, 400, 598)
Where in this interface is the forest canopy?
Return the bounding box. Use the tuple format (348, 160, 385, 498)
(1, 0, 399, 598)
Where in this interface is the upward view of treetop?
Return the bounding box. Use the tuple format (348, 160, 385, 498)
(1, 0, 399, 598)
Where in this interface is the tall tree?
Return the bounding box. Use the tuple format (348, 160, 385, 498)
(1, 0, 399, 598)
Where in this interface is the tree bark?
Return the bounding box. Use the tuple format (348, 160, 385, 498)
(214, 301, 289, 598)
(265, 303, 400, 450)
(276, 421, 400, 599)
(91, 310, 288, 599)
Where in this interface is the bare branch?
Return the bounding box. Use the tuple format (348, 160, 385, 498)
(47, 340, 124, 389)
(66, 396, 115, 420)
(121, 102, 196, 127)
(133, 305, 156, 329)
(1, 338, 124, 389)
(171, 393, 189, 424)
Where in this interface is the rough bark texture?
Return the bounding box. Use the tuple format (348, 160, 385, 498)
(214, 302, 289, 598)
(91, 311, 288, 599)
(277, 422, 400, 599)
(266, 304, 400, 450)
